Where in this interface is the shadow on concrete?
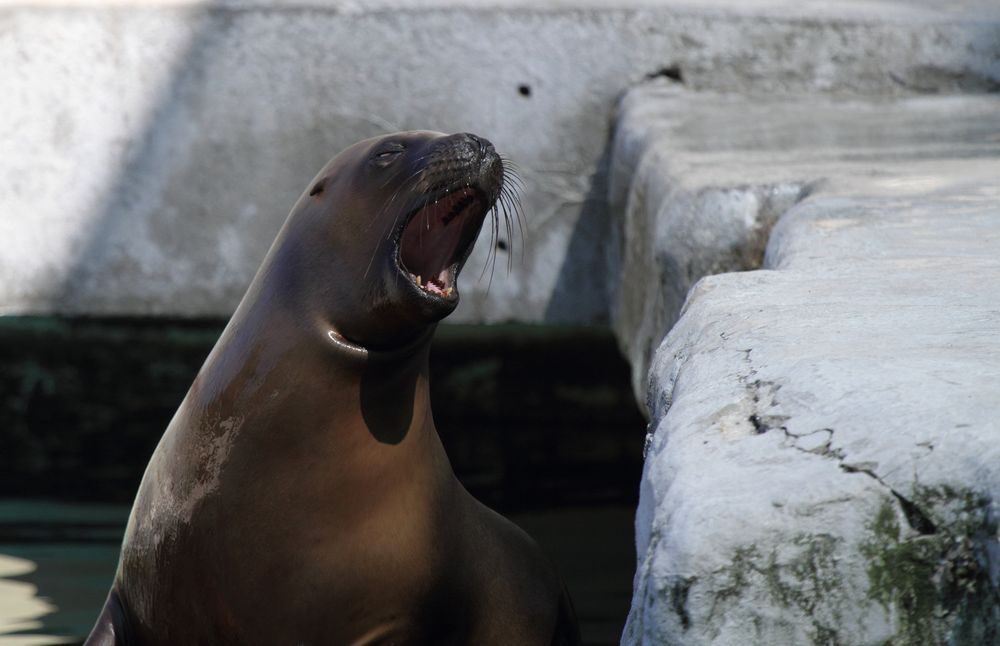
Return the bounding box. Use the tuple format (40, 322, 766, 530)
(542, 145, 614, 325)
(54, 5, 222, 313)
(51, 5, 389, 316)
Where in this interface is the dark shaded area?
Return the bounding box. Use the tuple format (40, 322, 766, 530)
(0, 317, 220, 503)
(514, 507, 637, 646)
(360, 352, 423, 446)
(0, 318, 644, 511)
(645, 64, 685, 83)
(433, 324, 644, 511)
(0, 318, 643, 645)
(543, 149, 613, 324)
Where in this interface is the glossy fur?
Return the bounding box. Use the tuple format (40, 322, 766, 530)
(84, 132, 580, 646)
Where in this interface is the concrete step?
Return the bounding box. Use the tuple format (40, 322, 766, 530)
(611, 83, 1000, 644)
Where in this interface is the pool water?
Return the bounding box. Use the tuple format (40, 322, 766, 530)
(0, 500, 635, 646)
(0, 501, 127, 645)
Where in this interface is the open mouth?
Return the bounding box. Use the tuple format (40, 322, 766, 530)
(397, 187, 488, 300)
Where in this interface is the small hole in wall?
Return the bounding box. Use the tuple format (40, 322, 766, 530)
(497, 239, 508, 251)
(646, 65, 684, 83)
(518, 84, 532, 97)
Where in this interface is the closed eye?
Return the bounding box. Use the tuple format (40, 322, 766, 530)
(372, 144, 405, 167)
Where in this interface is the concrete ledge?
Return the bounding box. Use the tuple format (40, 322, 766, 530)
(612, 85, 1000, 644)
(3, 2, 999, 322)
(609, 83, 1000, 406)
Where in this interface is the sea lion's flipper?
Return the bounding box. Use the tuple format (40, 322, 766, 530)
(551, 584, 583, 646)
(83, 590, 130, 646)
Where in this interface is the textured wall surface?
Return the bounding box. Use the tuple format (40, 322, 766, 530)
(3, 0, 998, 322)
(613, 84, 1000, 645)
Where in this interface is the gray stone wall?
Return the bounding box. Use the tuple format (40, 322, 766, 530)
(4, 1, 997, 323)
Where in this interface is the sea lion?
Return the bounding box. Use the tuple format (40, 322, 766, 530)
(84, 131, 581, 645)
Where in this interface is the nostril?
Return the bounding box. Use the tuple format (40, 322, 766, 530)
(464, 132, 484, 152)
(463, 133, 495, 158)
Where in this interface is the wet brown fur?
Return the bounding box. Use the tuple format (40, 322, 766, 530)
(84, 132, 580, 646)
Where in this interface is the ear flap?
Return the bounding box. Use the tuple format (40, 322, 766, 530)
(309, 178, 326, 196)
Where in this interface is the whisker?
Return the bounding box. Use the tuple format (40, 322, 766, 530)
(500, 161, 527, 244)
(488, 214, 498, 292)
(500, 158, 527, 192)
(499, 195, 513, 273)
(506, 209, 515, 274)
(503, 167, 526, 190)
(478, 192, 501, 286)
(363, 165, 427, 279)
(499, 184, 526, 266)
(478, 206, 494, 283)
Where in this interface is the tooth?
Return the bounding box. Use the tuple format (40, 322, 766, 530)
(416, 275, 422, 285)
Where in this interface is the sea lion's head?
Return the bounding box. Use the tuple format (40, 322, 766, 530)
(281, 131, 510, 350)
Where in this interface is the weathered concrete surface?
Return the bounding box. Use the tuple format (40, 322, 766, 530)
(2, 2, 999, 322)
(609, 84, 1000, 406)
(613, 85, 1000, 645)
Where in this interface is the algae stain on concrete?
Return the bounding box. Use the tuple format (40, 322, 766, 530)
(709, 535, 847, 645)
(862, 498, 939, 644)
(862, 487, 1000, 646)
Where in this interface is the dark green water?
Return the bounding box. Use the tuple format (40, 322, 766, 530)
(0, 502, 124, 645)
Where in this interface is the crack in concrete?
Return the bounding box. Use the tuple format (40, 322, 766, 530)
(840, 463, 938, 536)
(738, 356, 937, 536)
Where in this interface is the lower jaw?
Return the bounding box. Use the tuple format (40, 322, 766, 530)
(403, 265, 459, 300)
(409, 274, 453, 298)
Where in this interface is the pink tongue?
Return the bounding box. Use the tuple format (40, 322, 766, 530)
(424, 270, 451, 295)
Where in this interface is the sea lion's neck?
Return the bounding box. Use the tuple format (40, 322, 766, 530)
(320, 320, 438, 448)
(323, 324, 437, 367)
(190, 273, 439, 455)
(133, 280, 450, 569)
